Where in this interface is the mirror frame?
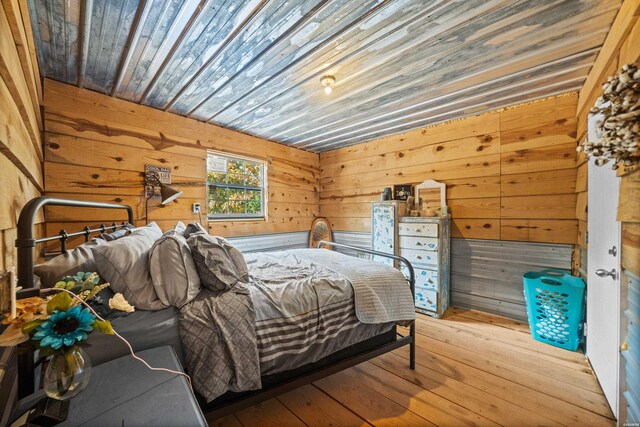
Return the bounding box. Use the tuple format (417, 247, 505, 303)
(309, 217, 332, 249)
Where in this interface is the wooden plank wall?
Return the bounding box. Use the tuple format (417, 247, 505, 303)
(0, 0, 44, 311)
(42, 80, 320, 249)
(319, 94, 579, 245)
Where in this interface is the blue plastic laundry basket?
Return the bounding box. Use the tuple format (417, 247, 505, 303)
(523, 269, 585, 351)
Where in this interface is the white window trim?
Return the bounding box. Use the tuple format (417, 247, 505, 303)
(206, 150, 268, 221)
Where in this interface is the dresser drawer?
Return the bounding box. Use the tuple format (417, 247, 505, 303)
(398, 223, 438, 237)
(399, 236, 438, 251)
(415, 286, 438, 312)
(400, 248, 438, 268)
(401, 266, 439, 291)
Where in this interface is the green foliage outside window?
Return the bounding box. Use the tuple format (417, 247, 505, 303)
(207, 153, 265, 218)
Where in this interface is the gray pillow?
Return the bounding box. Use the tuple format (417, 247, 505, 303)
(183, 222, 208, 239)
(186, 233, 249, 291)
(91, 222, 165, 311)
(149, 226, 201, 308)
(35, 238, 106, 288)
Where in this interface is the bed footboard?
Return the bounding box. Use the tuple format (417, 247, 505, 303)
(316, 240, 416, 370)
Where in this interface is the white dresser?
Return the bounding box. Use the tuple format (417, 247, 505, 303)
(372, 202, 451, 318)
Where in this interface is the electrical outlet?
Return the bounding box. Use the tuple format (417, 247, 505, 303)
(192, 203, 201, 214)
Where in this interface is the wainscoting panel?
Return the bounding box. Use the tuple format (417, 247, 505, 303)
(333, 232, 573, 321)
(227, 232, 309, 253)
(451, 239, 573, 321)
(332, 231, 372, 257)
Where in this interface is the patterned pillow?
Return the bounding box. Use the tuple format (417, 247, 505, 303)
(186, 233, 249, 291)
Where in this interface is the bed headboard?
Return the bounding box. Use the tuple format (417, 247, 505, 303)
(15, 196, 135, 289)
(13, 197, 134, 399)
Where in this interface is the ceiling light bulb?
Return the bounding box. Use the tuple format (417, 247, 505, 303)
(320, 75, 336, 95)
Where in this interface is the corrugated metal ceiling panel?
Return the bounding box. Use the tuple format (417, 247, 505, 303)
(27, 0, 621, 152)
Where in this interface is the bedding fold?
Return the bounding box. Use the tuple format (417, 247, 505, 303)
(179, 283, 261, 402)
(292, 248, 416, 324)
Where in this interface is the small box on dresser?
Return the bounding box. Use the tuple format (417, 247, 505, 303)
(372, 202, 451, 318)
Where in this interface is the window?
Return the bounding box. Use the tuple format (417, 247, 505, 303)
(207, 152, 266, 219)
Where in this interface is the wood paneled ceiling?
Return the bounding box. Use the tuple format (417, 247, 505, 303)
(28, 0, 621, 152)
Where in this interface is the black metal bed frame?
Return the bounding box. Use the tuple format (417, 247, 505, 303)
(13, 196, 416, 418)
(15, 197, 134, 398)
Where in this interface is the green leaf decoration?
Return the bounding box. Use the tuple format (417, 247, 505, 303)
(47, 292, 72, 314)
(22, 319, 46, 336)
(93, 320, 114, 335)
(54, 272, 105, 302)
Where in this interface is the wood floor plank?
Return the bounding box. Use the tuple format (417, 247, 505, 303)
(442, 313, 587, 361)
(347, 363, 498, 426)
(417, 315, 589, 369)
(277, 384, 370, 427)
(314, 370, 436, 427)
(413, 317, 601, 392)
(446, 307, 531, 333)
(401, 330, 613, 418)
(371, 352, 563, 427)
(234, 399, 306, 427)
(391, 341, 614, 425)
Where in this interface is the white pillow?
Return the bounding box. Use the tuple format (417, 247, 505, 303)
(149, 225, 201, 308)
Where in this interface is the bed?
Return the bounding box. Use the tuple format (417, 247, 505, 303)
(14, 196, 416, 419)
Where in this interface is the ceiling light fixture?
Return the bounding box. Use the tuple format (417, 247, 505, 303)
(320, 75, 336, 95)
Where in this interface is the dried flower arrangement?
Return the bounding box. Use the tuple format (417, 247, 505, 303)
(577, 63, 640, 168)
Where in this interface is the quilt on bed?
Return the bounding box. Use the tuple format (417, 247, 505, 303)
(179, 248, 415, 402)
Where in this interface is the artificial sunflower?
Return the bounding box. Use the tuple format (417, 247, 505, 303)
(32, 305, 95, 350)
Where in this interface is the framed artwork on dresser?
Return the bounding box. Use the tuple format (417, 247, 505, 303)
(393, 184, 413, 201)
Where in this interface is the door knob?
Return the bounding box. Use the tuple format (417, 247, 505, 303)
(595, 268, 617, 279)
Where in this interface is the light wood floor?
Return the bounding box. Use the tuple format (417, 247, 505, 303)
(209, 308, 615, 427)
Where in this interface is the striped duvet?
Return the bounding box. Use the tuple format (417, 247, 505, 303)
(246, 249, 412, 374)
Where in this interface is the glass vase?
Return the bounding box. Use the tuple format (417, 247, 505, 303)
(43, 346, 92, 400)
